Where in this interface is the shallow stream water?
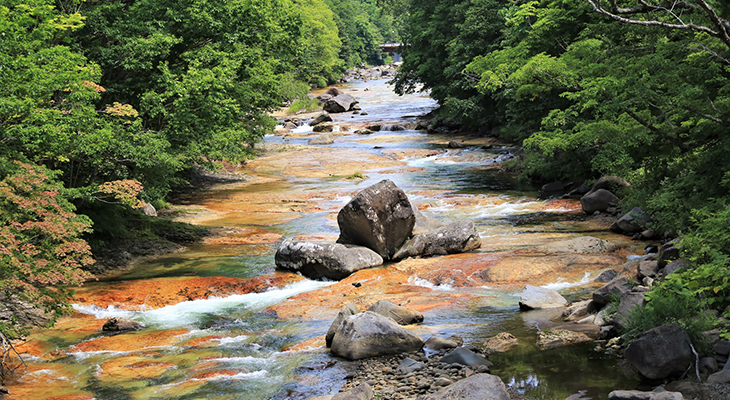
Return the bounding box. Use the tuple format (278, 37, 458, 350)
(9, 78, 646, 400)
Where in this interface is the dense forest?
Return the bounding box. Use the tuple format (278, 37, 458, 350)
(0, 0, 394, 336)
(388, 0, 730, 338)
(2, 0, 730, 345)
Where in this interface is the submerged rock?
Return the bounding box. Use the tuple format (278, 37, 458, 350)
(392, 220, 481, 260)
(275, 240, 383, 280)
(309, 133, 335, 144)
(441, 347, 493, 369)
(102, 317, 143, 333)
(330, 311, 424, 360)
(483, 332, 519, 354)
(337, 179, 415, 260)
(537, 329, 591, 349)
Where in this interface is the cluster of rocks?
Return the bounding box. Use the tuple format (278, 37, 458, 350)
(275, 179, 481, 280)
(315, 87, 361, 115)
(340, 64, 399, 83)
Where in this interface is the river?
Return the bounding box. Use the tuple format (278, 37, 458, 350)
(7, 77, 646, 400)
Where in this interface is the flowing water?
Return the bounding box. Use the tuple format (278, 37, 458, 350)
(8, 78, 647, 400)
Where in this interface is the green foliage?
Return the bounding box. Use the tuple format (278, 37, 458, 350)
(623, 284, 714, 353)
(0, 161, 95, 337)
(288, 98, 321, 114)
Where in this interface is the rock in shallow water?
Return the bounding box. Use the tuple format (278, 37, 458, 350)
(392, 220, 481, 260)
(417, 373, 510, 400)
(330, 311, 424, 360)
(518, 285, 568, 310)
(367, 300, 423, 325)
(275, 240, 383, 280)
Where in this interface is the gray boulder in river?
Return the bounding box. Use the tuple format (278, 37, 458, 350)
(274, 240, 383, 280)
(330, 311, 424, 360)
(337, 179, 415, 260)
(418, 373, 510, 400)
(324, 94, 358, 113)
(518, 285, 568, 310)
(392, 220, 481, 260)
(326, 303, 358, 348)
(580, 188, 619, 214)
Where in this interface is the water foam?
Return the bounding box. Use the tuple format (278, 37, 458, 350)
(73, 279, 336, 329)
(407, 275, 454, 291)
(540, 271, 592, 291)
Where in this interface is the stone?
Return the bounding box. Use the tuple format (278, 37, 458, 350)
(624, 323, 693, 380)
(593, 277, 632, 306)
(142, 202, 157, 217)
(397, 358, 425, 374)
(707, 369, 730, 384)
(411, 209, 445, 235)
(324, 94, 358, 113)
(0, 293, 52, 332)
(660, 259, 691, 278)
(483, 332, 519, 354)
(392, 220, 481, 260)
(332, 383, 373, 400)
(330, 311, 424, 360)
(563, 300, 595, 321)
(536, 329, 592, 349)
(336, 180, 416, 260)
(102, 317, 143, 332)
(309, 133, 335, 144)
(614, 290, 648, 330)
(433, 377, 455, 387)
(417, 373, 510, 400)
(594, 308, 615, 326)
(580, 189, 620, 215)
(367, 300, 423, 325)
(275, 240, 383, 280)
(713, 340, 730, 356)
(284, 121, 298, 130)
(424, 335, 463, 351)
(699, 357, 719, 374)
(316, 93, 333, 105)
(612, 207, 652, 234)
(595, 269, 620, 283)
(589, 176, 631, 194)
(518, 285, 568, 310)
(541, 181, 565, 193)
(440, 347, 493, 369)
(326, 303, 358, 348)
(310, 112, 333, 126)
(657, 239, 681, 268)
(355, 129, 374, 135)
(448, 140, 464, 149)
(325, 87, 345, 97)
(638, 260, 660, 280)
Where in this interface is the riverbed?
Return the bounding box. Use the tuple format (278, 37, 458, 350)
(8, 78, 646, 400)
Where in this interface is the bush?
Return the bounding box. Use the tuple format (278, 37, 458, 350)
(288, 98, 321, 114)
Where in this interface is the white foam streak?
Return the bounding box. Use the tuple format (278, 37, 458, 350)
(191, 370, 268, 381)
(407, 275, 454, 291)
(540, 271, 592, 291)
(72, 280, 335, 328)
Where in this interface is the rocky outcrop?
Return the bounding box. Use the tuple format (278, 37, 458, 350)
(330, 311, 424, 360)
(624, 323, 693, 380)
(657, 239, 681, 268)
(0, 293, 51, 336)
(533, 236, 618, 254)
(275, 240, 383, 280)
(337, 180, 415, 260)
(580, 188, 619, 215)
(326, 303, 359, 348)
(324, 94, 358, 113)
(518, 285, 568, 310)
(614, 288, 648, 330)
(418, 373, 510, 400)
(392, 220, 481, 260)
(367, 300, 423, 325)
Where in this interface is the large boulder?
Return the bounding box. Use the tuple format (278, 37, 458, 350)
(308, 133, 335, 145)
(624, 323, 693, 380)
(518, 285, 568, 310)
(614, 289, 648, 331)
(392, 220, 481, 260)
(612, 207, 652, 234)
(275, 240, 383, 280)
(418, 373, 510, 400)
(324, 94, 358, 113)
(367, 300, 423, 325)
(337, 180, 415, 260)
(330, 311, 424, 360)
(102, 317, 143, 332)
(332, 383, 373, 400)
(580, 189, 620, 215)
(592, 277, 632, 306)
(326, 303, 358, 348)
